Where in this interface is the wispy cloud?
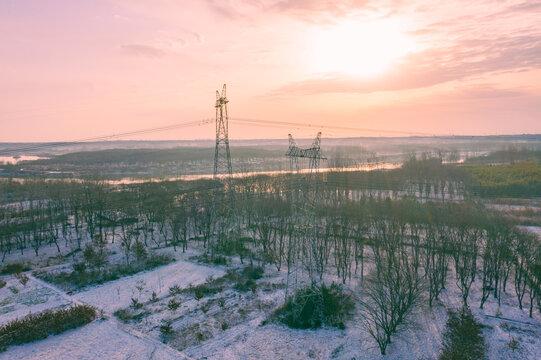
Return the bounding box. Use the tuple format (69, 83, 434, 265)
(120, 44, 166, 58)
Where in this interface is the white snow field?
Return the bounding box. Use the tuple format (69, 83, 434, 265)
(0, 257, 225, 360)
(177, 272, 541, 360)
(0, 319, 187, 360)
(73, 259, 225, 313)
(1, 247, 539, 359)
(0, 275, 71, 326)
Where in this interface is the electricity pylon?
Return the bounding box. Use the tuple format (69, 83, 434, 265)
(213, 84, 233, 179)
(211, 84, 234, 258)
(285, 132, 326, 286)
(286, 132, 325, 205)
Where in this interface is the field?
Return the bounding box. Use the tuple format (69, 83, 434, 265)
(0, 138, 540, 360)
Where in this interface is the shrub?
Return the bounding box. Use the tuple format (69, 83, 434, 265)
(217, 297, 226, 308)
(130, 297, 142, 309)
(114, 309, 133, 323)
(169, 285, 181, 296)
(72, 262, 87, 273)
(241, 265, 264, 280)
(194, 287, 205, 301)
(0, 263, 30, 275)
(271, 283, 354, 329)
(82, 243, 108, 270)
(0, 279, 6, 289)
(14, 273, 29, 287)
(132, 240, 148, 264)
(507, 336, 522, 352)
(200, 302, 210, 313)
(160, 321, 173, 340)
(189, 253, 229, 266)
(439, 307, 486, 360)
(145, 253, 174, 268)
(168, 298, 180, 311)
(234, 279, 257, 293)
(0, 305, 96, 352)
(213, 256, 228, 265)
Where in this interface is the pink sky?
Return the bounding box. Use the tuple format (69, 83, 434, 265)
(1, 0, 540, 141)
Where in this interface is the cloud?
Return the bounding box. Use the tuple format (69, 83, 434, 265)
(273, 32, 541, 95)
(204, 0, 380, 23)
(120, 44, 166, 58)
(505, 0, 541, 13)
(120, 30, 204, 58)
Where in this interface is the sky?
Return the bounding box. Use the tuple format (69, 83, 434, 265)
(1, 0, 541, 142)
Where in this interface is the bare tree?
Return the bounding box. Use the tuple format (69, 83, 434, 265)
(360, 215, 423, 355)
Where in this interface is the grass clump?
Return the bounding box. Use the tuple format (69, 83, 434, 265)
(0, 305, 96, 352)
(439, 307, 486, 360)
(270, 282, 354, 329)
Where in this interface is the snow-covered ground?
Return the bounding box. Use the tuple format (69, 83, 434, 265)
(1, 252, 540, 359)
(1, 224, 540, 359)
(100, 259, 540, 360)
(181, 274, 540, 360)
(0, 319, 187, 360)
(0, 275, 70, 326)
(0, 257, 223, 360)
(73, 258, 224, 313)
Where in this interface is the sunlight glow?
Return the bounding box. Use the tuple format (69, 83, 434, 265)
(311, 20, 415, 78)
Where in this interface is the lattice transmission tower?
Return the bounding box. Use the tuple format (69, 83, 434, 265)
(285, 132, 326, 285)
(286, 132, 326, 204)
(213, 84, 233, 179)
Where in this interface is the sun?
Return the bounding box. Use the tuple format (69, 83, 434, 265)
(310, 20, 415, 78)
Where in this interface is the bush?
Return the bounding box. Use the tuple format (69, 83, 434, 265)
(160, 321, 174, 342)
(72, 262, 87, 273)
(82, 242, 108, 270)
(439, 307, 486, 360)
(169, 285, 181, 296)
(194, 287, 206, 301)
(212, 255, 228, 265)
(114, 309, 133, 323)
(14, 273, 29, 287)
(130, 297, 142, 309)
(145, 253, 175, 268)
(233, 279, 257, 293)
(190, 253, 229, 266)
(507, 336, 522, 352)
(0, 263, 30, 275)
(0, 279, 6, 289)
(241, 265, 264, 280)
(271, 283, 354, 329)
(0, 305, 96, 352)
(168, 298, 180, 310)
(132, 240, 148, 264)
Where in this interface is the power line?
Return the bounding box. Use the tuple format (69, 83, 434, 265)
(1, 116, 457, 157)
(0, 118, 214, 156)
(230, 117, 446, 137)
